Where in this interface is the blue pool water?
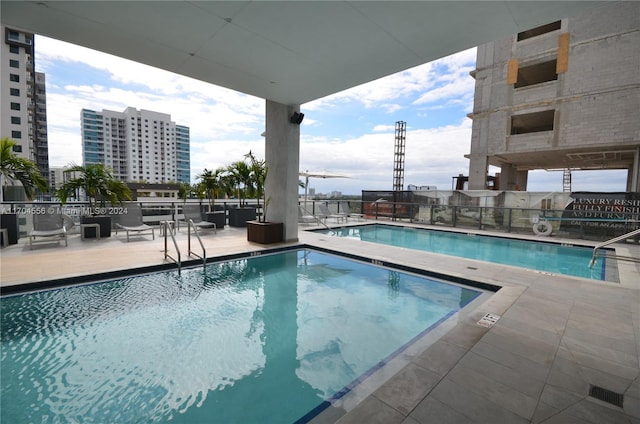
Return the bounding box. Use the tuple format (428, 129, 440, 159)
(1, 249, 481, 423)
(321, 225, 608, 281)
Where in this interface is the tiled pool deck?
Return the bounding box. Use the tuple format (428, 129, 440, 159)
(1, 221, 639, 423)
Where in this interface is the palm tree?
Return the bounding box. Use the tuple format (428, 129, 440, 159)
(177, 182, 191, 203)
(227, 160, 252, 207)
(196, 167, 225, 211)
(56, 163, 132, 209)
(245, 151, 269, 222)
(0, 137, 48, 202)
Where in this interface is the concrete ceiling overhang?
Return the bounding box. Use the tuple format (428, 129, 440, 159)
(489, 148, 637, 171)
(1, 1, 609, 105)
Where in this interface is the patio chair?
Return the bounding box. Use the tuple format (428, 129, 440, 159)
(29, 211, 68, 250)
(317, 204, 345, 223)
(113, 203, 155, 242)
(298, 206, 317, 225)
(339, 201, 364, 221)
(181, 204, 216, 233)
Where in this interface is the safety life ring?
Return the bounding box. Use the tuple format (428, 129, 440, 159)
(533, 220, 553, 236)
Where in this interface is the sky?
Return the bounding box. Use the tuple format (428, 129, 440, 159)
(35, 36, 628, 196)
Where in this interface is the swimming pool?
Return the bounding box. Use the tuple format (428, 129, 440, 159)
(1, 248, 483, 423)
(319, 225, 611, 281)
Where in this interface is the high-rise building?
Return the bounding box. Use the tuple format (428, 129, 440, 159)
(1, 25, 50, 198)
(80, 107, 190, 184)
(175, 124, 190, 184)
(466, 2, 640, 191)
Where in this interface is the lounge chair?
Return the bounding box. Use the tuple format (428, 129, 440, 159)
(29, 211, 68, 249)
(298, 206, 317, 225)
(180, 204, 216, 233)
(317, 204, 345, 223)
(338, 201, 364, 221)
(113, 203, 155, 242)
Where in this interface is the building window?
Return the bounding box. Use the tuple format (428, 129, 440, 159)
(517, 21, 561, 41)
(511, 110, 555, 135)
(514, 60, 558, 88)
(10, 102, 20, 111)
(9, 59, 19, 68)
(9, 45, 19, 54)
(11, 116, 21, 124)
(10, 88, 20, 96)
(11, 131, 22, 139)
(8, 30, 20, 40)
(12, 144, 22, 153)
(9, 74, 19, 82)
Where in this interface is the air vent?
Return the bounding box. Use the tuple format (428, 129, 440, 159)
(589, 385, 624, 408)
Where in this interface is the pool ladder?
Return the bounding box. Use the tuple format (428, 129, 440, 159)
(187, 219, 206, 266)
(589, 228, 640, 267)
(300, 205, 337, 235)
(163, 221, 181, 273)
(162, 220, 207, 274)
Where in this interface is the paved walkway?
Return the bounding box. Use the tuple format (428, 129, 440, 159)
(1, 222, 639, 423)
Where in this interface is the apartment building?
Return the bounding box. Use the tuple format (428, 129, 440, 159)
(466, 2, 640, 191)
(81, 107, 190, 184)
(1, 25, 50, 199)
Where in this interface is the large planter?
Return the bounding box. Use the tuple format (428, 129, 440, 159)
(0, 213, 19, 245)
(205, 211, 226, 229)
(81, 215, 111, 238)
(228, 207, 257, 227)
(247, 220, 283, 244)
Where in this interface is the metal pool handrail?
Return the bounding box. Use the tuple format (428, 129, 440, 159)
(589, 227, 640, 267)
(187, 219, 206, 266)
(300, 205, 337, 235)
(163, 221, 181, 273)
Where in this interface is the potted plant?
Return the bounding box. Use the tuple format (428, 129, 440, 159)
(1, 137, 49, 244)
(245, 151, 283, 244)
(56, 163, 132, 238)
(227, 158, 257, 227)
(196, 167, 226, 228)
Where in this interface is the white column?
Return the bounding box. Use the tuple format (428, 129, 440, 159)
(264, 100, 300, 242)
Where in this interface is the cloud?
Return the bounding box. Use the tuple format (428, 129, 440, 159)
(299, 119, 473, 194)
(307, 47, 476, 114)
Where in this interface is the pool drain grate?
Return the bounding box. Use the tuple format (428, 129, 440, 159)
(589, 385, 624, 407)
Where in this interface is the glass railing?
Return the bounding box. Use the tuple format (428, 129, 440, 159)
(2, 199, 639, 242)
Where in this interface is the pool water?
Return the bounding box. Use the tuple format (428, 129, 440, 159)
(1, 249, 481, 423)
(321, 225, 608, 281)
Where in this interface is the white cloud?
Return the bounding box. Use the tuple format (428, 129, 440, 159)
(307, 48, 477, 113)
(300, 119, 473, 194)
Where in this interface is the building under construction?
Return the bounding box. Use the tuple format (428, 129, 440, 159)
(466, 2, 640, 192)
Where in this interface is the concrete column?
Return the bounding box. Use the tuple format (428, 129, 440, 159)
(515, 170, 528, 191)
(627, 146, 640, 192)
(499, 164, 529, 191)
(468, 155, 488, 190)
(264, 100, 300, 242)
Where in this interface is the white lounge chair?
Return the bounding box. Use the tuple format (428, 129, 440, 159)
(29, 211, 68, 249)
(298, 206, 317, 225)
(339, 201, 364, 221)
(113, 203, 155, 242)
(181, 204, 216, 233)
(317, 204, 345, 223)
